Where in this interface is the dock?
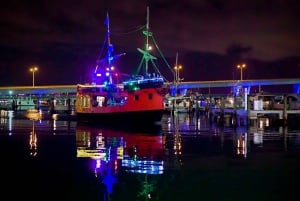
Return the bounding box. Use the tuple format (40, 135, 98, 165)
(0, 78, 299, 120)
(205, 93, 300, 127)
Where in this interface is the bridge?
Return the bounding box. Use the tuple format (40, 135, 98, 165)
(166, 78, 300, 90)
(0, 78, 299, 95)
(0, 85, 78, 96)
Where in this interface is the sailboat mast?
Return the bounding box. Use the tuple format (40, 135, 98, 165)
(145, 6, 150, 75)
(106, 12, 114, 84)
(106, 12, 112, 66)
(93, 12, 126, 85)
(107, 12, 111, 48)
(136, 6, 156, 77)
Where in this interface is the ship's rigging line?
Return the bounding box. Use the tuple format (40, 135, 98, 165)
(96, 21, 173, 82)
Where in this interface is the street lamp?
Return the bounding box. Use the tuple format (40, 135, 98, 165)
(237, 63, 246, 81)
(174, 65, 182, 83)
(30, 67, 38, 87)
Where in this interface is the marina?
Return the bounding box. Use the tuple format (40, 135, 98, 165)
(0, 110, 299, 201)
(0, 85, 300, 126)
(2, 2, 300, 201)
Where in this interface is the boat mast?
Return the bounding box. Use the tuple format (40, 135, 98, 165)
(106, 12, 111, 62)
(106, 12, 114, 84)
(136, 6, 157, 77)
(145, 6, 150, 75)
(94, 12, 125, 85)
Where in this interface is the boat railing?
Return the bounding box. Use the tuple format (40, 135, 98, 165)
(123, 76, 164, 85)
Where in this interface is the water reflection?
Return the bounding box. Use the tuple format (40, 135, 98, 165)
(236, 132, 247, 157)
(164, 113, 300, 162)
(0, 111, 299, 201)
(0, 110, 13, 135)
(75, 123, 166, 197)
(29, 120, 38, 157)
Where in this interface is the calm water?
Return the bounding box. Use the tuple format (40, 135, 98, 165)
(0, 110, 300, 201)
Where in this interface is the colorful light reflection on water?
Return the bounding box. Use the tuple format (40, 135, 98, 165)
(75, 124, 166, 195)
(1, 111, 300, 201)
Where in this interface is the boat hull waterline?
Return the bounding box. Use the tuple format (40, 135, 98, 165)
(76, 110, 164, 124)
(76, 85, 165, 125)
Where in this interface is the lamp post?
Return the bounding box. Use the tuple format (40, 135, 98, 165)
(237, 63, 246, 81)
(174, 65, 182, 83)
(30, 67, 38, 87)
(173, 52, 183, 83)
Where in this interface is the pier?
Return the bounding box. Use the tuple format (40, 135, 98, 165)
(199, 93, 300, 128)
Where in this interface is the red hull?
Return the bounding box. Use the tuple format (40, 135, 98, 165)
(75, 84, 165, 125)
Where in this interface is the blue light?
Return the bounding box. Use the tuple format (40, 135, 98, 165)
(121, 159, 164, 175)
(294, 84, 300, 94)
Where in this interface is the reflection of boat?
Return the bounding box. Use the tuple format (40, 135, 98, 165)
(76, 123, 166, 194)
(25, 109, 41, 120)
(75, 9, 170, 126)
(76, 124, 166, 168)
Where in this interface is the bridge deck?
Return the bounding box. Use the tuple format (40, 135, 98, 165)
(0, 78, 299, 95)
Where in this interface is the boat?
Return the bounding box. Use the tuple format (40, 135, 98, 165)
(164, 94, 194, 113)
(75, 8, 170, 126)
(272, 93, 300, 110)
(13, 95, 36, 111)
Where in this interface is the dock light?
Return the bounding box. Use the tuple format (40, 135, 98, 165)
(237, 63, 246, 81)
(29, 66, 38, 87)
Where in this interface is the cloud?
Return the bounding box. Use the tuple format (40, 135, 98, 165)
(1, 0, 300, 61)
(0, 0, 299, 85)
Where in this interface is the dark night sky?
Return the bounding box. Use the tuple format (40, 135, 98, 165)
(0, 0, 300, 86)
